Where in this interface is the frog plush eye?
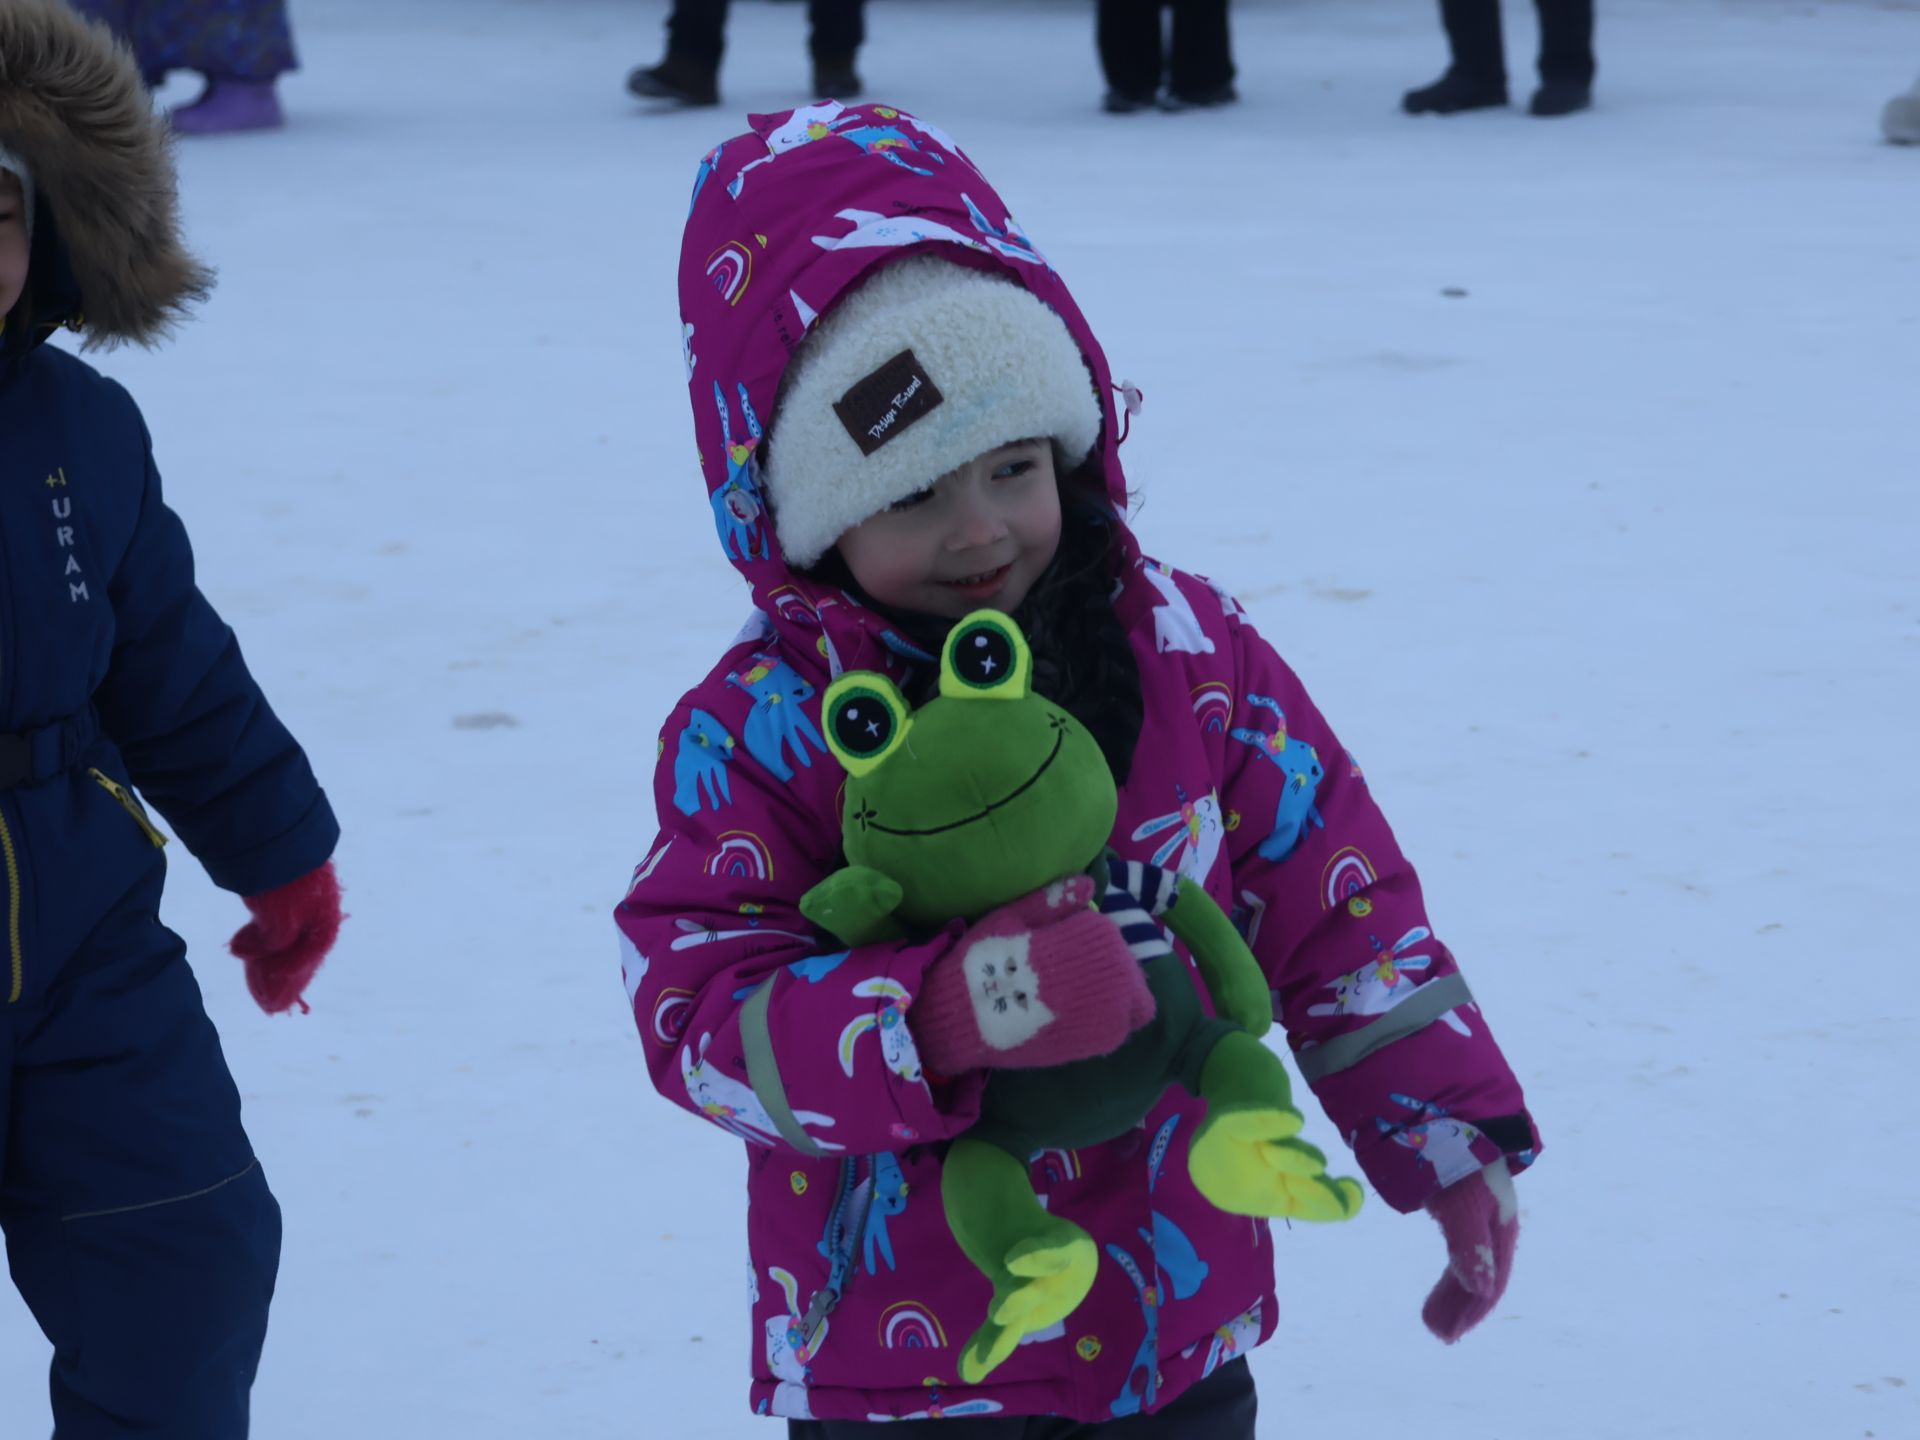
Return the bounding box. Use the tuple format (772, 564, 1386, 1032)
(940, 610, 1032, 701)
(821, 672, 912, 777)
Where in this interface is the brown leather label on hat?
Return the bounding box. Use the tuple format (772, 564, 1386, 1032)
(834, 349, 946, 457)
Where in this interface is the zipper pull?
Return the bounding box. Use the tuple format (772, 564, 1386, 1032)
(88, 768, 168, 848)
(799, 1286, 837, 1356)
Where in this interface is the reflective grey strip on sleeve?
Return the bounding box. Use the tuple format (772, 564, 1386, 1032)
(1294, 972, 1476, 1085)
(739, 976, 831, 1157)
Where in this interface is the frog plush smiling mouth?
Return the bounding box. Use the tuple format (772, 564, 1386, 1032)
(802, 610, 1363, 1384)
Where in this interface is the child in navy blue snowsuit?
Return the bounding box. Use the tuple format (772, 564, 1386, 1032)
(1, 3, 344, 1435)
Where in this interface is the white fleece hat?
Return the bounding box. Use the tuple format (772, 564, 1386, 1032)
(0, 143, 33, 238)
(764, 255, 1103, 570)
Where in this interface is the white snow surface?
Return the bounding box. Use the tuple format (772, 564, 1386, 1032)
(4, 0, 1918, 1435)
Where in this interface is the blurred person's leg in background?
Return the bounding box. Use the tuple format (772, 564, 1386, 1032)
(630, 0, 867, 107)
(1403, 0, 1593, 118)
(630, 0, 727, 106)
(1165, 0, 1235, 110)
(70, 0, 295, 135)
(1885, 74, 1920, 144)
(1097, 0, 1165, 113)
(1533, 0, 1595, 115)
(809, 0, 865, 98)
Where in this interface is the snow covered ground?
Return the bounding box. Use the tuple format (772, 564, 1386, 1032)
(4, 0, 1918, 1434)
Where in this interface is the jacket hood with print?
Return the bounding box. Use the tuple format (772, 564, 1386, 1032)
(676, 100, 1140, 678)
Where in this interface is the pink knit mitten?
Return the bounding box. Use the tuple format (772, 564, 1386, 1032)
(911, 877, 1155, 1075)
(1422, 1159, 1519, 1343)
(230, 861, 344, 1015)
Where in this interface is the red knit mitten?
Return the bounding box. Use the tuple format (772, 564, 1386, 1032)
(1422, 1159, 1520, 1343)
(229, 861, 344, 1015)
(911, 877, 1155, 1075)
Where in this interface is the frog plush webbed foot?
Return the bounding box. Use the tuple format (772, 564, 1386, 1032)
(1188, 1030, 1366, 1221)
(957, 1221, 1099, 1383)
(1189, 1109, 1366, 1220)
(944, 1137, 1099, 1382)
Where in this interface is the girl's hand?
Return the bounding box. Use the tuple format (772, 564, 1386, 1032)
(229, 861, 344, 1014)
(1421, 1158, 1519, 1342)
(911, 877, 1155, 1074)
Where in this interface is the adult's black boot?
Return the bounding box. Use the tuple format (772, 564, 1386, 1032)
(626, 53, 720, 106)
(1535, 0, 1596, 106)
(813, 54, 862, 99)
(1403, 67, 1508, 114)
(1406, 0, 1507, 112)
(1161, 82, 1239, 112)
(1529, 78, 1591, 116)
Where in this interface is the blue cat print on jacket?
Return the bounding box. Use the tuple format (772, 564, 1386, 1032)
(725, 654, 823, 782)
(672, 709, 735, 817)
(860, 1151, 909, 1276)
(1146, 1116, 1209, 1303)
(1229, 693, 1325, 862)
(689, 143, 724, 216)
(711, 381, 769, 563)
(1104, 1239, 1161, 1418)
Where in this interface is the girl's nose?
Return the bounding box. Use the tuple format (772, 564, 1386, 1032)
(946, 487, 1008, 550)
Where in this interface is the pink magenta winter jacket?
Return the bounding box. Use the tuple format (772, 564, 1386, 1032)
(615, 102, 1540, 1424)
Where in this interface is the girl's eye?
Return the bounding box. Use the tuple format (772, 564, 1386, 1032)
(993, 460, 1035, 481)
(886, 488, 934, 512)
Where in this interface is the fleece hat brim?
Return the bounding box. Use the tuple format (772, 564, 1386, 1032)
(764, 256, 1103, 570)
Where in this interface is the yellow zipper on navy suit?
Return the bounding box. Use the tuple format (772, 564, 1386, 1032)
(1, 807, 21, 1004)
(88, 769, 169, 849)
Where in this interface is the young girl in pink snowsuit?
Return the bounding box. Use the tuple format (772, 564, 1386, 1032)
(615, 101, 1540, 1434)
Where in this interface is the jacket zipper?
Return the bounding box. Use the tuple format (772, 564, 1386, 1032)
(88, 768, 168, 848)
(1, 806, 21, 1004)
(803, 1156, 877, 1350)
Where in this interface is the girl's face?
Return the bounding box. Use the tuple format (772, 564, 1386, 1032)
(0, 174, 27, 320)
(834, 439, 1063, 619)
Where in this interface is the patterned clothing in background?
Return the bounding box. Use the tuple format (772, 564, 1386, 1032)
(70, 0, 297, 82)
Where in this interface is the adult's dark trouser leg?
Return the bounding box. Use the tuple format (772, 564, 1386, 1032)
(1440, 0, 1508, 85)
(1097, 0, 1167, 100)
(808, 0, 866, 63)
(1168, 0, 1234, 96)
(1, 880, 281, 1440)
(1534, 0, 1595, 85)
(667, 0, 731, 68)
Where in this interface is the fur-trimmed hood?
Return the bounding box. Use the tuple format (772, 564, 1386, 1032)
(0, 0, 210, 348)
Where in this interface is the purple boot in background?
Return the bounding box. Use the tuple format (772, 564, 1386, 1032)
(169, 79, 284, 135)
(71, 0, 297, 132)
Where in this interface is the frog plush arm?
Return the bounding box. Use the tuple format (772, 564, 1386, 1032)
(1162, 879, 1273, 1039)
(800, 865, 909, 947)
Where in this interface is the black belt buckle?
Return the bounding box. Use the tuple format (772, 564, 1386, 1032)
(0, 733, 30, 790)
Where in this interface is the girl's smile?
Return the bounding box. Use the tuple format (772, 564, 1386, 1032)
(834, 439, 1063, 620)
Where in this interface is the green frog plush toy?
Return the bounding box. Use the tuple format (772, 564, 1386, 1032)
(801, 610, 1363, 1383)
